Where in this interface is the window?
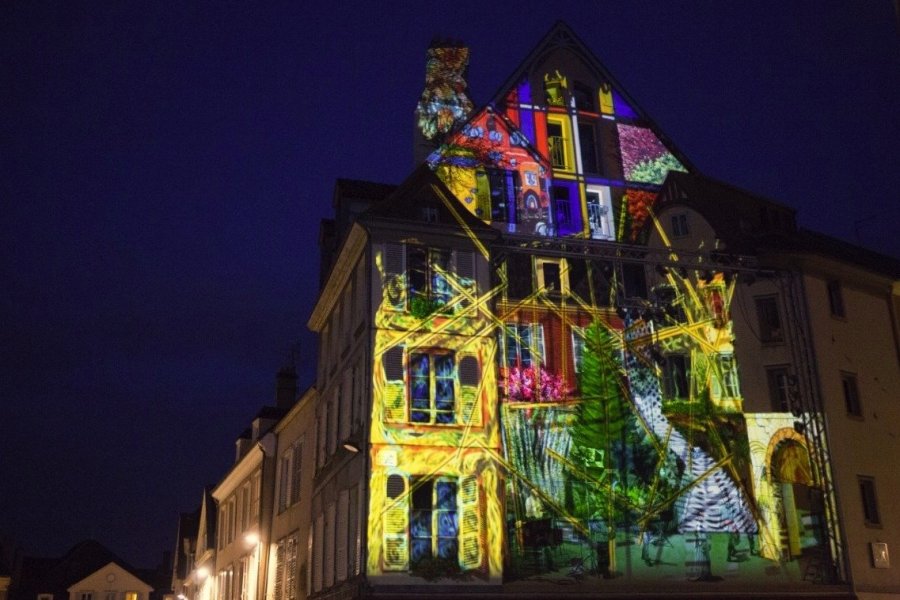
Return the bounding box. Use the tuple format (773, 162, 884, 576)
(411, 477, 459, 566)
(316, 407, 326, 469)
(274, 533, 299, 600)
(228, 498, 236, 543)
(712, 354, 740, 399)
(536, 258, 568, 295)
(546, 119, 572, 170)
(671, 213, 689, 237)
(827, 280, 845, 317)
(421, 206, 438, 223)
(572, 81, 595, 112)
(841, 372, 862, 417)
(503, 323, 545, 368)
(313, 514, 324, 591)
(585, 187, 613, 240)
(859, 476, 881, 526)
(336, 489, 349, 582)
(328, 392, 338, 456)
(324, 502, 336, 588)
(767, 367, 792, 412)
(571, 326, 585, 373)
(124, 593, 137, 600)
(662, 355, 690, 400)
(755, 296, 783, 343)
(578, 122, 600, 173)
(407, 245, 452, 314)
(409, 351, 455, 424)
(80, 594, 93, 600)
(551, 185, 571, 227)
(250, 471, 261, 521)
(486, 168, 519, 222)
(237, 557, 249, 600)
(290, 442, 302, 505)
(278, 451, 291, 512)
(349, 484, 361, 577)
(383, 474, 480, 572)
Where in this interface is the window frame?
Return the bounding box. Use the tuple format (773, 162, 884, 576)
(766, 366, 792, 412)
(535, 257, 568, 295)
(407, 245, 453, 315)
(755, 296, 784, 344)
(585, 186, 614, 240)
(546, 116, 573, 171)
(671, 213, 689, 237)
(408, 350, 457, 425)
(662, 354, 691, 400)
(858, 476, 881, 527)
(841, 371, 862, 418)
(827, 280, 845, 318)
(502, 323, 546, 369)
(410, 476, 459, 566)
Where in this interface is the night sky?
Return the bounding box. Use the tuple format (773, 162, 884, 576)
(2, 1, 898, 569)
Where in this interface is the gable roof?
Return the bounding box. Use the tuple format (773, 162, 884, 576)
(488, 20, 696, 174)
(66, 561, 152, 592)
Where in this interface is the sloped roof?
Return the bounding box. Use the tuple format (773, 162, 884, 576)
(359, 164, 499, 240)
(657, 171, 900, 279)
(488, 20, 697, 174)
(11, 540, 143, 598)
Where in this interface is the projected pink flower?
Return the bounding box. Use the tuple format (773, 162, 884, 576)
(506, 365, 566, 402)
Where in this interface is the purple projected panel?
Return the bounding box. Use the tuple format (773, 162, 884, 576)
(517, 79, 532, 105)
(550, 179, 582, 236)
(518, 108, 536, 148)
(612, 90, 638, 119)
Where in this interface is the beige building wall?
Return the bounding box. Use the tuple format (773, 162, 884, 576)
(800, 266, 900, 599)
(267, 387, 317, 600)
(213, 446, 268, 600)
(66, 562, 152, 600)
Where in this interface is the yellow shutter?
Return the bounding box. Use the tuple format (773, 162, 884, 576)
(383, 475, 409, 570)
(459, 475, 481, 570)
(383, 382, 407, 423)
(459, 386, 481, 428)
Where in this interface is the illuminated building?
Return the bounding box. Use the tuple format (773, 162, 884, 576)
(155, 20, 900, 600)
(301, 21, 900, 599)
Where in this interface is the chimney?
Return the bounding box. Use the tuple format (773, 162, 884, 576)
(414, 39, 473, 166)
(275, 366, 298, 410)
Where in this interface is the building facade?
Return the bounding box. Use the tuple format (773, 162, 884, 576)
(170, 20, 899, 600)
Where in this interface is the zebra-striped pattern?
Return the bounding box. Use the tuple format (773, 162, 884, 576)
(624, 319, 757, 533)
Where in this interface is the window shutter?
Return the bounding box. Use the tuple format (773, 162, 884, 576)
(454, 250, 476, 281)
(384, 243, 406, 310)
(290, 443, 302, 505)
(286, 535, 298, 600)
(274, 539, 285, 600)
(459, 475, 481, 570)
(313, 514, 324, 592)
(324, 502, 336, 587)
(349, 484, 360, 576)
(383, 474, 409, 570)
(458, 356, 481, 427)
(382, 347, 407, 423)
(340, 371, 351, 442)
(336, 490, 349, 581)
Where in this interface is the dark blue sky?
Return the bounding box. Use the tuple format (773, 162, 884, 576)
(2, 1, 898, 568)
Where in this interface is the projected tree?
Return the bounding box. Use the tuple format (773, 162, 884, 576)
(570, 321, 629, 574)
